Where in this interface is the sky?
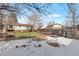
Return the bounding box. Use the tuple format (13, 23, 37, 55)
(17, 3, 68, 26)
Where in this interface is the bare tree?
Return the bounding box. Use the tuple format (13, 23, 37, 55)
(0, 3, 51, 21)
(28, 11, 42, 31)
(0, 11, 5, 22)
(47, 21, 55, 26)
(21, 3, 51, 15)
(66, 3, 79, 38)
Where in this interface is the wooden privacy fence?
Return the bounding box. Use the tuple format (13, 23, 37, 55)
(63, 28, 79, 39)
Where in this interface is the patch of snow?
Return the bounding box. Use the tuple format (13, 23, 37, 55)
(47, 36, 73, 46)
(57, 37, 73, 46)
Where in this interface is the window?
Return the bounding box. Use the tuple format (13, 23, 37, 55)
(7, 25, 13, 29)
(0, 22, 4, 28)
(9, 25, 13, 28)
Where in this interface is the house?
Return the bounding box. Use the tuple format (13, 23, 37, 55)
(14, 23, 32, 32)
(0, 11, 17, 33)
(0, 11, 17, 40)
(39, 23, 63, 35)
(46, 23, 63, 29)
(46, 23, 63, 35)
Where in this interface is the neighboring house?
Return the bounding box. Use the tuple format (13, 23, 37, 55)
(0, 11, 17, 32)
(46, 23, 63, 30)
(14, 23, 32, 32)
(0, 9, 32, 33)
(39, 23, 63, 35)
(1, 10, 17, 25)
(0, 11, 17, 40)
(46, 23, 63, 35)
(2, 12, 17, 31)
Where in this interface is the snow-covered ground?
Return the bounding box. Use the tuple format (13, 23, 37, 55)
(0, 37, 79, 56)
(47, 36, 73, 46)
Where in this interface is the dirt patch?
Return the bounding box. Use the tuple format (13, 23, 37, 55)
(33, 34, 47, 41)
(15, 44, 30, 48)
(47, 42, 60, 47)
(34, 44, 42, 47)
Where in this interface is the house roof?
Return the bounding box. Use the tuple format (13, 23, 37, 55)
(46, 23, 63, 29)
(14, 23, 32, 27)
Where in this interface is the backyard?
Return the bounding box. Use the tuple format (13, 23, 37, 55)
(0, 3, 79, 56)
(15, 31, 44, 39)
